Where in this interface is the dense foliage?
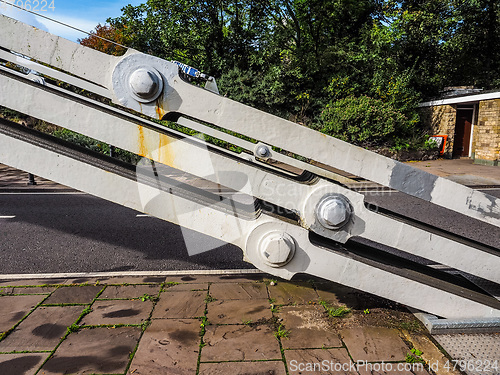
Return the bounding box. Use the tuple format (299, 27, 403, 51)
(79, 0, 500, 149)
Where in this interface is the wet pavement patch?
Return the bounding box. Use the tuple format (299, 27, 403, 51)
(39, 326, 141, 374)
(81, 300, 153, 326)
(0, 306, 83, 352)
(42, 285, 103, 304)
(0, 353, 48, 375)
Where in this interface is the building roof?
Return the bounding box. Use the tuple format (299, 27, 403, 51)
(419, 90, 500, 107)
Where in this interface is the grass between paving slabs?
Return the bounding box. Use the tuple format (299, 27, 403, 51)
(24, 280, 163, 375)
(195, 281, 291, 375)
(120, 281, 165, 375)
(319, 299, 351, 318)
(0, 285, 58, 345)
(30, 283, 107, 374)
(196, 283, 214, 374)
(267, 282, 291, 375)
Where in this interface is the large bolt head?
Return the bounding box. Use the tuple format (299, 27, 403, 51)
(316, 195, 352, 230)
(128, 67, 163, 102)
(255, 145, 271, 158)
(259, 231, 295, 267)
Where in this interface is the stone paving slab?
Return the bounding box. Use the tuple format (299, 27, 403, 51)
(70, 276, 166, 285)
(39, 326, 142, 374)
(277, 305, 343, 349)
(0, 274, 474, 374)
(403, 331, 461, 375)
(165, 274, 263, 284)
(81, 299, 153, 325)
(2, 286, 57, 295)
(268, 281, 319, 305)
(340, 327, 409, 362)
(152, 290, 206, 319)
(166, 282, 209, 292)
(128, 319, 200, 374)
(206, 299, 273, 324)
(357, 365, 430, 375)
(0, 306, 83, 352)
(285, 348, 357, 375)
(201, 324, 282, 362)
(315, 282, 368, 308)
(0, 353, 49, 375)
(0, 295, 47, 333)
(0, 279, 69, 287)
(98, 284, 161, 299)
(42, 285, 104, 304)
(198, 361, 287, 374)
(210, 282, 268, 300)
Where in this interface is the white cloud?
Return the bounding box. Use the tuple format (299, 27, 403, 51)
(41, 14, 99, 42)
(0, 2, 49, 31)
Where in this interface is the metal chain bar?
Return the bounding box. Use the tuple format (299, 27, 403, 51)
(0, 49, 111, 98)
(1, 69, 498, 283)
(0, 14, 120, 87)
(245, 222, 500, 320)
(167, 76, 500, 228)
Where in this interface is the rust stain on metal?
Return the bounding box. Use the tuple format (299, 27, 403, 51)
(158, 132, 175, 167)
(155, 98, 166, 119)
(137, 124, 176, 167)
(137, 125, 147, 157)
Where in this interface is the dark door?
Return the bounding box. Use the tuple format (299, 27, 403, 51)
(453, 109, 473, 157)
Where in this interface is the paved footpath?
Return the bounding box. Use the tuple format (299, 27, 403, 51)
(0, 273, 466, 375)
(1, 161, 499, 374)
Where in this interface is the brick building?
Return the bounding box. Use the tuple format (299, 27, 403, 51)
(420, 90, 500, 166)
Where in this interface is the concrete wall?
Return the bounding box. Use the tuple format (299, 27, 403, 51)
(474, 99, 500, 166)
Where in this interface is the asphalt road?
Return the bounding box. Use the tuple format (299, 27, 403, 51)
(0, 188, 498, 274)
(0, 192, 253, 274)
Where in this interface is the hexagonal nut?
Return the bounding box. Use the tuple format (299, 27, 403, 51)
(316, 195, 352, 230)
(259, 231, 295, 267)
(128, 67, 163, 103)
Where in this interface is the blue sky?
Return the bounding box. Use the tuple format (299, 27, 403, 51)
(0, 0, 143, 41)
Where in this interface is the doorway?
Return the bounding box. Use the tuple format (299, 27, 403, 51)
(453, 108, 473, 157)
